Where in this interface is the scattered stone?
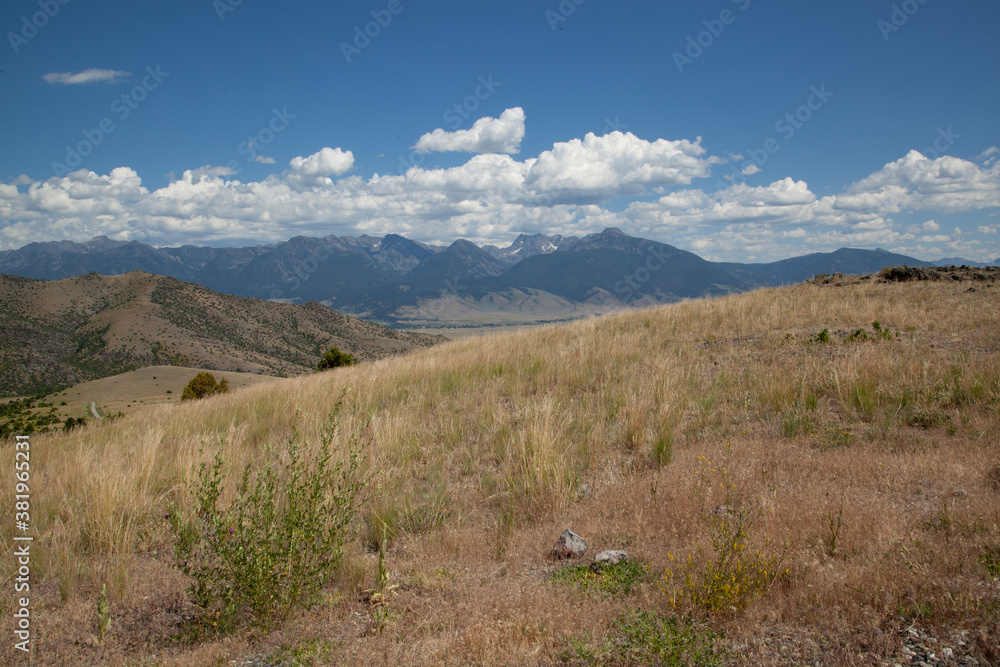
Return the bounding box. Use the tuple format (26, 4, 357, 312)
(552, 529, 587, 559)
(594, 550, 627, 565)
(711, 504, 735, 517)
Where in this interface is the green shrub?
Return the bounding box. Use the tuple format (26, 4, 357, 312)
(181, 372, 231, 401)
(169, 408, 368, 632)
(63, 416, 86, 432)
(550, 559, 647, 597)
(664, 445, 788, 615)
(607, 608, 722, 666)
(317, 346, 357, 371)
(848, 320, 898, 342)
(664, 507, 785, 615)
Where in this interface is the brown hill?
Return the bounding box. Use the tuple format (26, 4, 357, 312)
(0, 271, 444, 396)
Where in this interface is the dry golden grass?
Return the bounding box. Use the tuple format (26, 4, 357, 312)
(2, 278, 999, 665)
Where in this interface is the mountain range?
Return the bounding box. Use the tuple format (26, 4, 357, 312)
(1, 229, 995, 327)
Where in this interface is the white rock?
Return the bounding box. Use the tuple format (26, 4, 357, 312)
(594, 550, 628, 565)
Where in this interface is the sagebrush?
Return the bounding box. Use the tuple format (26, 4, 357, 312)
(169, 405, 368, 631)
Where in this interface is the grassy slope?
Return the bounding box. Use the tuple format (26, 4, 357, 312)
(1, 278, 999, 665)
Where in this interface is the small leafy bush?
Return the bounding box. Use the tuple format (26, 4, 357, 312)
(664, 445, 787, 615)
(664, 508, 785, 615)
(848, 320, 898, 342)
(181, 372, 231, 401)
(811, 328, 831, 344)
(170, 407, 368, 632)
(317, 346, 357, 371)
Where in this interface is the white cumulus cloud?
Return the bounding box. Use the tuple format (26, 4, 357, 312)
(413, 107, 525, 154)
(835, 150, 1000, 214)
(285, 147, 354, 188)
(289, 147, 354, 177)
(524, 131, 714, 203)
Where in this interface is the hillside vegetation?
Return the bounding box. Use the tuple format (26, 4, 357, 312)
(1, 276, 999, 665)
(0, 271, 443, 396)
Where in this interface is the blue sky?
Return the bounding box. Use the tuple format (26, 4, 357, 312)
(1, 0, 998, 262)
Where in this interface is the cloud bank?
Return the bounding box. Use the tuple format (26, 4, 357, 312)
(2, 116, 998, 262)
